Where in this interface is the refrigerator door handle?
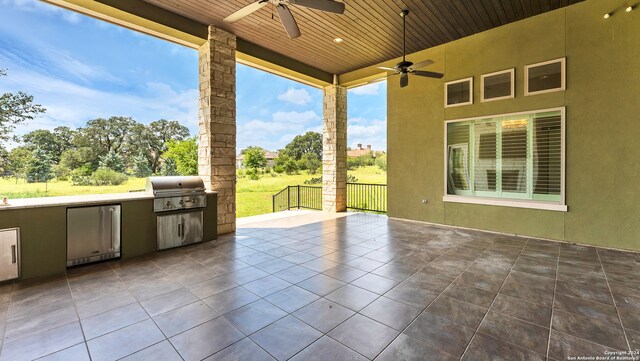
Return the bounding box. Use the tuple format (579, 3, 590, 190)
(110, 208, 115, 251)
(11, 245, 16, 264)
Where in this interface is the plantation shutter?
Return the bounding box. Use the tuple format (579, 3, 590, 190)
(447, 123, 471, 193)
(533, 114, 562, 197)
(501, 119, 528, 194)
(446, 109, 563, 204)
(474, 122, 497, 192)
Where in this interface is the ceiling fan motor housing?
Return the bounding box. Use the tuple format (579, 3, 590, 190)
(395, 60, 414, 71)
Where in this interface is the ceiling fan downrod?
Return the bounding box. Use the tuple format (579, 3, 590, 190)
(401, 9, 409, 63)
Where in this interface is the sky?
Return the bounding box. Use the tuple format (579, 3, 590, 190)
(0, 0, 387, 152)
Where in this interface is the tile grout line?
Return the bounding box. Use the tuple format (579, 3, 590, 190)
(544, 240, 562, 359)
(0, 281, 16, 357)
(595, 249, 633, 352)
(109, 258, 187, 361)
(283, 265, 389, 359)
(459, 238, 533, 360)
(63, 271, 93, 361)
(283, 234, 410, 360)
(372, 239, 500, 360)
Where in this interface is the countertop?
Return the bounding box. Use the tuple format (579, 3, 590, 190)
(0, 192, 154, 211)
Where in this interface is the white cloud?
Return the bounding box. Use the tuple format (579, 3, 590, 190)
(349, 82, 380, 95)
(42, 48, 121, 84)
(348, 117, 370, 125)
(4, 66, 198, 139)
(1, 0, 83, 24)
(277, 87, 312, 105)
(347, 118, 387, 151)
(237, 110, 322, 151)
(272, 110, 320, 124)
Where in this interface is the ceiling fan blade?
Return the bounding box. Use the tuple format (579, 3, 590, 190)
(400, 73, 409, 88)
(224, 1, 268, 22)
(377, 66, 397, 72)
(289, 0, 346, 14)
(412, 70, 445, 79)
(276, 4, 302, 39)
(409, 59, 434, 71)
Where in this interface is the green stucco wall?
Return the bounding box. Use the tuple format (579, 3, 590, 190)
(388, 0, 640, 250)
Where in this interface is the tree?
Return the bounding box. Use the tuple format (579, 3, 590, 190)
(60, 147, 97, 173)
(163, 137, 197, 176)
(161, 157, 178, 176)
(75, 116, 137, 154)
(25, 147, 53, 184)
(7, 147, 32, 182)
(146, 120, 189, 173)
(240, 145, 265, 155)
(243, 146, 267, 171)
(276, 154, 298, 175)
(0, 146, 8, 175)
(22, 127, 75, 164)
(281, 131, 322, 161)
(376, 154, 387, 171)
(0, 69, 46, 145)
(300, 153, 321, 174)
(99, 149, 125, 173)
(132, 152, 152, 178)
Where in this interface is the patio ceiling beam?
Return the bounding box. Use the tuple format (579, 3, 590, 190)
(41, 0, 333, 87)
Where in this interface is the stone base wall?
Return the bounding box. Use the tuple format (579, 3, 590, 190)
(198, 26, 236, 234)
(322, 85, 347, 212)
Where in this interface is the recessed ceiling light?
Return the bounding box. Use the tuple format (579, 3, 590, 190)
(333, 37, 344, 43)
(626, 6, 633, 12)
(604, 13, 611, 19)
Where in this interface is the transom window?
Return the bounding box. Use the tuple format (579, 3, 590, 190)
(444, 108, 566, 211)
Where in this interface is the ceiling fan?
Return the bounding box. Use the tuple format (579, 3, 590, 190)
(224, 0, 346, 39)
(378, 9, 444, 88)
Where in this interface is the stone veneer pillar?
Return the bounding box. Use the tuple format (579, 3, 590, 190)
(322, 84, 348, 212)
(198, 26, 236, 234)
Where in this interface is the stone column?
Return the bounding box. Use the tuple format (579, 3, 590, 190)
(198, 26, 236, 234)
(322, 84, 347, 212)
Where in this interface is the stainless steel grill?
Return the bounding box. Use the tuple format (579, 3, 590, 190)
(146, 176, 207, 250)
(146, 176, 207, 213)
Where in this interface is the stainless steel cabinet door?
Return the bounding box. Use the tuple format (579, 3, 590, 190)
(180, 211, 203, 246)
(157, 211, 203, 250)
(67, 205, 121, 265)
(0, 228, 19, 281)
(157, 213, 181, 250)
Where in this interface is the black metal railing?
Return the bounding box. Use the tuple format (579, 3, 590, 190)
(347, 182, 387, 213)
(272, 183, 387, 213)
(272, 185, 322, 212)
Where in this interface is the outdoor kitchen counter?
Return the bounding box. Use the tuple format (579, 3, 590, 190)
(0, 191, 218, 280)
(0, 192, 154, 211)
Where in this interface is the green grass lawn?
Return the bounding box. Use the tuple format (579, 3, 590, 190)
(0, 177, 147, 199)
(0, 166, 386, 218)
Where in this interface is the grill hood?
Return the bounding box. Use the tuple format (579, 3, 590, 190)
(145, 176, 206, 197)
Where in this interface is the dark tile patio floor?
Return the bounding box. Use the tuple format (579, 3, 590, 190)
(1, 211, 639, 360)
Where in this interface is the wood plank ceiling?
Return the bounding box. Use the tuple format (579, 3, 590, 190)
(140, 0, 583, 74)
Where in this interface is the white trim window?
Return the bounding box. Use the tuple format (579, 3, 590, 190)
(524, 58, 566, 96)
(445, 77, 473, 108)
(481, 68, 515, 102)
(444, 108, 566, 211)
